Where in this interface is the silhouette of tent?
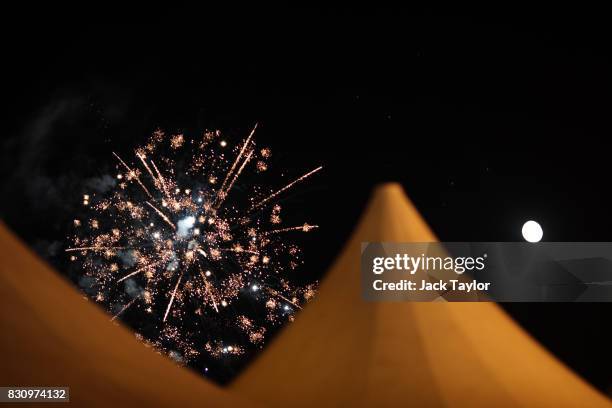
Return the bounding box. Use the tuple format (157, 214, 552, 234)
(0, 223, 256, 407)
(231, 183, 611, 407)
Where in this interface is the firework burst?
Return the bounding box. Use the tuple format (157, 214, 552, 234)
(67, 125, 320, 379)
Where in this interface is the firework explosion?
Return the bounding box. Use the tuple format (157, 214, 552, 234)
(66, 125, 320, 380)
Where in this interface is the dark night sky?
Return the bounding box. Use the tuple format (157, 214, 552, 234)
(2, 6, 612, 393)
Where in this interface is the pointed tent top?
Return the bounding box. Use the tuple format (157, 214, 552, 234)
(0, 223, 257, 407)
(351, 181, 437, 242)
(231, 183, 611, 408)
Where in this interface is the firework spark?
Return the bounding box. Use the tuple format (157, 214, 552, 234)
(67, 126, 320, 373)
(264, 223, 319, 235)
(250, 166, 323, 211)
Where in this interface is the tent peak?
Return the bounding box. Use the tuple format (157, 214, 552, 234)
(359, 182, 437, 242)
(372, 181, 405, 199)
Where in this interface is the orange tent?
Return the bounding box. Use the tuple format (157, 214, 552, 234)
(231, 183, 611, 407)
(1, 183, 609, 407)
(0, 223, 256, 407)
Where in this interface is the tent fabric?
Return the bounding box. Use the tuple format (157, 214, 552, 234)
(0, 222, 256, 407)
(231, 183, 611, 407)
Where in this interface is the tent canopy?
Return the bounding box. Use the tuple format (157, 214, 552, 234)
(1, 183, 609, 407)
(0, 222, 256, 407)
(231, 183, 611, 407)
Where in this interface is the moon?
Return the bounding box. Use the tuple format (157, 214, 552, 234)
(522, 220, 543, 242)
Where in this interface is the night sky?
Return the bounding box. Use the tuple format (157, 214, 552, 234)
(2, 6, 611, 393)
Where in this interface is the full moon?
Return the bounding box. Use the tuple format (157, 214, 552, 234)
(522, 220, 543, 242)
